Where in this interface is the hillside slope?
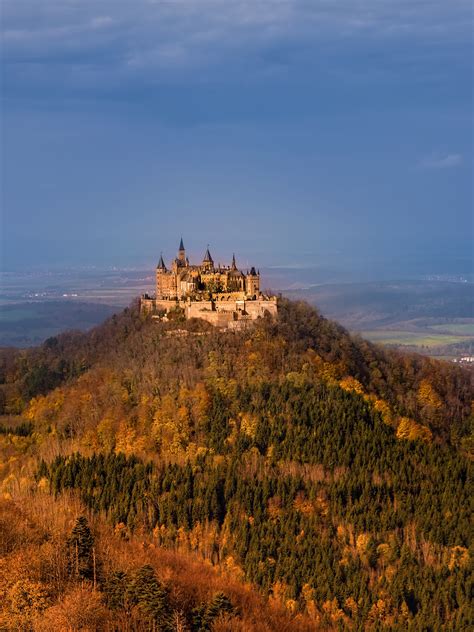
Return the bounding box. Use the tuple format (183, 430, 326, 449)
(0, 299, 472, 630)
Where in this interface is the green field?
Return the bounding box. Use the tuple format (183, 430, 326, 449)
(359, 330, 473, 349)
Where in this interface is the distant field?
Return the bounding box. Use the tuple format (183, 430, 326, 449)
(429, 323, 474, 335)
(0, 307, 42, 322)
(0, 302, 120, 347)
(359, 330, 473, 349)
(1, 271, 473, 356)
(285, 281, 473, 358)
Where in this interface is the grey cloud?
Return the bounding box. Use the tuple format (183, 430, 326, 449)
(2, 1, 470, 60)
(90, 16, 114, 29)
(1, 0, 470, 95)
(418, 153, 463, 169)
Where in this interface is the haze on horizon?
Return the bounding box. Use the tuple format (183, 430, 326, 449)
(1, 1, 472, 279)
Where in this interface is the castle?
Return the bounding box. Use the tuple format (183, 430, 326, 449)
(140, 239, 277, 328)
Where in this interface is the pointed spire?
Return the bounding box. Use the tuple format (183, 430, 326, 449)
(179, 237, 185, 251)
(203, 245, 213, 263)
(231, 253, 237, 269)
(157, 253, 166, 270)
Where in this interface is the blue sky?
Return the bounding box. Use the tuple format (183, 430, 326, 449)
(1, 1, 472, 277)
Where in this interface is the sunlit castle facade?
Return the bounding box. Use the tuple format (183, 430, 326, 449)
(141, 239, 277, 328)
(155, 239, 260, 300)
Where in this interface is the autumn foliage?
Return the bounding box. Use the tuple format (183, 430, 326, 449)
(0, 299, 472, 630)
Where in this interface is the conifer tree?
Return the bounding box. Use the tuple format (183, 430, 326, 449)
(105, 570, 129, 611)
(68, 516, 95, 581)
(193, 592, 234, 630)
(128, 564, 170, 628)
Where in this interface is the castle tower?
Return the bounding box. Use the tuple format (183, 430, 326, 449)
(172, 237, 187, 275)
(157, 254, 166, 270)
(156, 254, 168, 299)
(246, 266, 260, 297)
(178, 237, 186, 264)
(227, 254, 245, 292)
(202, 246, 214, 271)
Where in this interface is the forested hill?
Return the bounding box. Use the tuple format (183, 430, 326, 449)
(2, 299, 471, 445)
(0, 299, 472, 630)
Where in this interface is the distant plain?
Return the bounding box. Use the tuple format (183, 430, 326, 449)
(285, 280, 474, 359)
(1, 269, 472, 358)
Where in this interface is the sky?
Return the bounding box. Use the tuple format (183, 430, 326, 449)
(1, 0, 472, 279)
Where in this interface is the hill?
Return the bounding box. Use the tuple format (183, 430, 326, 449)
(0, 299, 472, 630)
(284, 281, 474, 359)
(0, 301, 120, 347)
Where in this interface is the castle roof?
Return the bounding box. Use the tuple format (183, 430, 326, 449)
(203, 247, 213, 263)
(179, 237, 185, 251)
(157, 255, 166, 270)
(180, 271, 195, 283)
(228, 268, 245, 278)
(250, 266, 257, 275)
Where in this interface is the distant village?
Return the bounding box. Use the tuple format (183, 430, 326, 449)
(453, 355, 474, 365)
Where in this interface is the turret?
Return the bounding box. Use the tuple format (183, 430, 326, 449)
(202, 246, 214, 271)
(156, 253, 170, 298)
(157, 254, 167, 271)
(178, 237, 186, 264)
(246, 266, 260, 297)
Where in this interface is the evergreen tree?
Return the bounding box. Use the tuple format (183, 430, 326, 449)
(68, 516, 95, 581)
(105, 570, 129, 611)
(128, 565, 170, 629)
(193, 592, 234, 630)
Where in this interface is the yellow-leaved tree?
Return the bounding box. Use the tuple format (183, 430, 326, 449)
(396, 417, 432, 443)
(417, 379, 443, 410)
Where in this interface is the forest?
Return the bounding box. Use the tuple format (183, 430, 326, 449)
(0, 298, 472, 630)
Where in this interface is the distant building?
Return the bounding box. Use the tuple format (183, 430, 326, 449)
(454, 356, 474, 365)
(141, 239, 277, 328)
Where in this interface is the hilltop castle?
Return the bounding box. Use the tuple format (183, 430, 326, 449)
(141, 239, 277, 328)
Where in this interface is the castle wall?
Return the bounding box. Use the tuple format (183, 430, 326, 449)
(191, 311, 235, 327)
(244, 298, 277, 318)
(140, 297, 156, 314)
(155, 299, 180, 312)
(185, 297, 277, 324)
(142, 295, 277, 327)
(185, 301, 214, 318)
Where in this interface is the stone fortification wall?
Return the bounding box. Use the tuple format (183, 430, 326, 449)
(185, 297, 277, 327)
(155, 299, 180, 313)
(242, 299, 278, 318)
(140, 297, 156, 314)
(141, 294, 277, 329)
